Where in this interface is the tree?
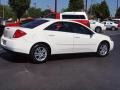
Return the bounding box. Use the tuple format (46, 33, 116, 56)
(8, 0, 31, 20)
(88, 3, 101, 18)
(115, 7, 120, 18)
(27, 7, 42, 18)
(41, 9, 52, 17)
(67, 0, 84, 11)
(0, 5, 15, 19)
(99, 0, 110, 19)
(88, 0, 110, 20)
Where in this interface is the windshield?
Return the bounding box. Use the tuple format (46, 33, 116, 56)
(21, 19, 48, 29)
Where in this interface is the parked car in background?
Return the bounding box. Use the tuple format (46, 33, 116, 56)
(89, 20, 106, 33)
(44, 12, 60, 19)
(101, 21, 118, 31)
(6, 18, 34, 27)
(45, 12, 90, 27)
(60, 12, 90, 27)
(1, 18, 114, 63)
(111, 19, 120, 30)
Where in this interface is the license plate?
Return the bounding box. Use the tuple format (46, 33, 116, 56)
(3, 40, 6, 45)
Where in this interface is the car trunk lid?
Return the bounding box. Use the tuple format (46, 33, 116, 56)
(3, 27, 30, 39)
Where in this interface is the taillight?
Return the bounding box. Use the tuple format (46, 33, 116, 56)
(13, 29, 26, 38)
(118, 24, 120, 27)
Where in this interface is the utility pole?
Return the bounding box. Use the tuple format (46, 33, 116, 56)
(117, 0, 118, 10)
(85, 0, 88, 12)
(34, 0, 37, 8)
(90, 0, 93, 15)
(2, 0, 5, 19)
(55, 0, 57, 12)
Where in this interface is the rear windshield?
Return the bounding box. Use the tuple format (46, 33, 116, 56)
(20, 19, 34, 25)
(62, 15, 86, 19)
(21, 19, 48, 29)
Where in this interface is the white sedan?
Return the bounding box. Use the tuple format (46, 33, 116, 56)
(101, 21, 118, 30)
(1, 19, 114, 63)
(89, 20, 106, 33)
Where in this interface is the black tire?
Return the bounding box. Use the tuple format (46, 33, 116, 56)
(95, 27, 102, 33)
(30, 44, 50, 63)
(97, 42, 109, 57)
(111, 26, 116, 31)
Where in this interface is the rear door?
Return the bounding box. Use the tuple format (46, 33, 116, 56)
(44, 21, 74, 54)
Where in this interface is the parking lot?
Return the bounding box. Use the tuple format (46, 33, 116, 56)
(0, 30, 120, 90)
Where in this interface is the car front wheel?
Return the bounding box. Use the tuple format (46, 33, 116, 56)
(95, 27, 102, 33)
(30, 44, 49, 63)
(111, 27, 116, 31)
(97, 42, 109, 57)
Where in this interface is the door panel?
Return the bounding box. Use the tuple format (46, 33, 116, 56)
(44, 30, 73, 54)
(73, 33, 97, 53)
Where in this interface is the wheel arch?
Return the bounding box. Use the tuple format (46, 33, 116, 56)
(29, 42, 51, 55)
(97, 40, 110, 51)
(95, 26, 102, 32)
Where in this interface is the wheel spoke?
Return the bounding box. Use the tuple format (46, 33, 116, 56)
(99, 44, 108, 56)
(34, 46, 47, 61)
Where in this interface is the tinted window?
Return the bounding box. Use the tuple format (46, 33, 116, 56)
(62, 15, 85, 19)
(45, 22, 73, 33)
(71, 23, 93, 35)
(20, 19, 34, 25)
(21, 19, 48, 29)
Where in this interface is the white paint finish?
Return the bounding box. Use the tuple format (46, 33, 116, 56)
(73, 33, 98, 52)
(0, 19, 114, 55)
(90, 20, 106, 31)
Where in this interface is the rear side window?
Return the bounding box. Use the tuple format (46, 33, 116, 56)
(21, 20, 48, 29)
(45, 22, 73, 33)
(62, 15, 86, 19)
(20, 19, 34, 25)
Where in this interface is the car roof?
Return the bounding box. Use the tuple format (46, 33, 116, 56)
(61, 12, 87, 15)
(35, 18, 76, 22)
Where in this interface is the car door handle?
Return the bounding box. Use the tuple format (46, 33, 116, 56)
(48, 35, 55, 37)
(75, 37, 80, 38)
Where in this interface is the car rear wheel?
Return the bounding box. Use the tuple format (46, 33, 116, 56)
(111, 27, 116, 31)
(30, 44, 49, 63)
(95, 27, 102, 33)
(97, 42, 109, 57)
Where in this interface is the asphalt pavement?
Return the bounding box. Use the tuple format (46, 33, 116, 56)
(0, 30, 120, 90)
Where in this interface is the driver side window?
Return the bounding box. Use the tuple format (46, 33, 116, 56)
(71, 23, 93, 35)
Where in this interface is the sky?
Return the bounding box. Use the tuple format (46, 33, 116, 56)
(0, 0, 120, 16)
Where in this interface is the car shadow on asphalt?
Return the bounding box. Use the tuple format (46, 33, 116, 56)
(0, 51, 97, 63)
(0, 51, 30, 63)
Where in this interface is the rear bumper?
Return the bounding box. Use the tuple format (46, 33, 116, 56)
(1, 36, 30, 54)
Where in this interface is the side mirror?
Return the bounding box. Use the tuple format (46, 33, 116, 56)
(90, 33, 94, 38)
